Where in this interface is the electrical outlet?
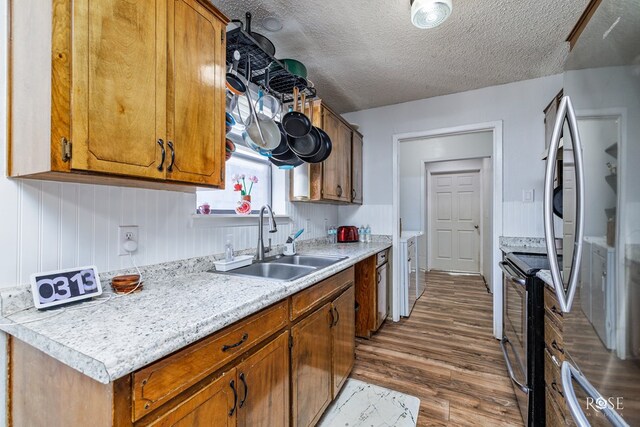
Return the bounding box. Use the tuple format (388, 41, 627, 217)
(118, 225, 139, 256)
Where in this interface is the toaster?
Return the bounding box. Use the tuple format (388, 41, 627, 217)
(337, 226, 359, 243)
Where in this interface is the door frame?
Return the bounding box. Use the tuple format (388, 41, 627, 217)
(392, 121, 503, 339)
(426, 166, 483, 273)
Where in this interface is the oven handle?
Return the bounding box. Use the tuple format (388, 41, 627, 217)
(499, 261, 526, 287)
(544, 95, 585, 313)
(561, 361, 629, 427)
(500, 338, 528, 394)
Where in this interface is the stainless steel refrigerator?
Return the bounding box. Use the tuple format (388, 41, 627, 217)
(543, 0, 639, 425)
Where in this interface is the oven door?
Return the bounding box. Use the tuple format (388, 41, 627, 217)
(500, 261, 529, 424)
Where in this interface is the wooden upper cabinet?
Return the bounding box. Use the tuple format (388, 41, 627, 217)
(318, 107, 351, 202)
(291, 100, 360, 204)
(8, 0, 228, 191)
(351, 131, 363, 204)
(71, 0, 166, 179)
(166, 0, 226, 186)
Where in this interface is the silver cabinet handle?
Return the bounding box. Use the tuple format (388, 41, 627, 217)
(500, 338, 528, 394)
(562, 361, 629, 427)
(543, 95, 585, 313)
(499, 261, 525, 287)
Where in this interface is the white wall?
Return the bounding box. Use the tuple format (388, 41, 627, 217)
(339, 74, 564, 238)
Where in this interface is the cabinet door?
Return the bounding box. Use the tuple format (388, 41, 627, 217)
(146, 370, 237, 427)
(351, 132, 363, 204)
(166, 0, 226, 186)
(236, 332, 290, 427)
(321, 111, 352, 202)
(336, 123, 353, 202)
(332, 286, 355, 397)
(291, 302, 333, 427)
(71, 0, 166, 179)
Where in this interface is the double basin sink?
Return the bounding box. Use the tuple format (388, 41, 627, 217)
(211, 255, 347, 281)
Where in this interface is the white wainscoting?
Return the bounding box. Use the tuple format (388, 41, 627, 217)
(0, 178, 337, 288)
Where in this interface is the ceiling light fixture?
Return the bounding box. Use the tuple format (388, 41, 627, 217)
(410, 0, 452, 29)
(261, 16, 283, 32)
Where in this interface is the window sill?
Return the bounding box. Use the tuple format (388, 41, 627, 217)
(190, 214, 292, 228)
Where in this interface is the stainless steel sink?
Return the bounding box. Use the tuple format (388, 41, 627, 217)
(267, 255, 347, 268)
(218, 262, 316, 281)
(209, 254, 347, 281)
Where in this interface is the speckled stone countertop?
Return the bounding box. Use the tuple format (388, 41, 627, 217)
(0, 241, 390, 384)
(536, 270, 554, 288)
(500, 236, 549, 254)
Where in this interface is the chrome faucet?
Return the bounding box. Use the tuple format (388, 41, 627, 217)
(256, 205, 277, 261)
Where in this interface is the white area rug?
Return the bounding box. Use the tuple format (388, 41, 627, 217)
(318, 378, 420, 427)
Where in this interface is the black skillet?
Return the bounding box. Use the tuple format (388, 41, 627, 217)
(297, 127, 332, 164)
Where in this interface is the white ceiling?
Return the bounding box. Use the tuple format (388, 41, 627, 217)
(210, 0, 589, 113)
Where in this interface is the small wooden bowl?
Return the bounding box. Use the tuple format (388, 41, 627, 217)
(111, 275, 143, 294)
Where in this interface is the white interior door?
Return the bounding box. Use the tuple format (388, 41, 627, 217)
(430, 171, 481, 273)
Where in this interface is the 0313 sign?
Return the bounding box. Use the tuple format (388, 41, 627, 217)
(30, 266, 103, 309)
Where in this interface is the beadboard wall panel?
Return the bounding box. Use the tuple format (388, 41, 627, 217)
(0, 177, 337, 288)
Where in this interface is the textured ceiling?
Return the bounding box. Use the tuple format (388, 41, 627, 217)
(209, 0, 589, 113)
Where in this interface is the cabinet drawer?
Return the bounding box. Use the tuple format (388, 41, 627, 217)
(544, 349, 568, 418)
(291, 267, 354, 321)
(544, 285, 564, 329)
(544, 317, 565, 363)
(132, 300, 288, 421)
(376, 250, 389, 267)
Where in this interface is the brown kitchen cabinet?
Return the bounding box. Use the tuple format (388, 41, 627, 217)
(351, 132, 364, 204)
(331, 286, 356, 396)
(354, 250, 389, 338)
(290, 267, 355, 427)
(290, 99, 362, 204)
(291, 302, 334, 427)
(9, 268, 357, 427)
(9, 0, 228, 191)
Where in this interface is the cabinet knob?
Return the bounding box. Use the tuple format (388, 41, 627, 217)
(337, 185, 342, 197)
(352, 189, 356, 200)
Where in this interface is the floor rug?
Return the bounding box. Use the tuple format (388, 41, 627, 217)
(318, 378, 420, 427)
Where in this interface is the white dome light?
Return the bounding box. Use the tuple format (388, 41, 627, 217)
(411, 0, 453, 29)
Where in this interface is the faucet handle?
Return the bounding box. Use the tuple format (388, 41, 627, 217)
(265, 238, 272, 253)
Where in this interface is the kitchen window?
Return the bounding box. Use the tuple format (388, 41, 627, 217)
(197, 145, 272, 214)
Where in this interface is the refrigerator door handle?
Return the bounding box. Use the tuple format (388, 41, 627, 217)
(543, 95, 585, 313)
(561, 361, 629, 427)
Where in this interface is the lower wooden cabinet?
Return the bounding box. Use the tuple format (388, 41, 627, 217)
(236, 331, 290, 427)
(291, 284, 355, 427)
(9, 269, 356, 427)
(332, 286, 355, 397)
(146, 370, 237, 427)
(355, 251, 389, 338)
(291, 302, 334, 427)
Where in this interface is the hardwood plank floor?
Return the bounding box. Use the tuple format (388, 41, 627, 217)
(351, 271, 525, 426)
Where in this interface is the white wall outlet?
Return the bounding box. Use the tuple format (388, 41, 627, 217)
(522, 189, 535, 203)
(118, 225, 139, 256)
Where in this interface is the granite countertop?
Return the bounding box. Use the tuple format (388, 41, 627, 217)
(0, 241, 390, 384)
(499, 236, 552, 255)
(536, 270, 554, 288)
(400, 230, 423, 242)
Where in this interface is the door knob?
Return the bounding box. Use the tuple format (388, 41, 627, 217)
(474, 225, 479, 229)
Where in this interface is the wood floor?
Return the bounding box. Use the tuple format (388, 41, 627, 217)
(350, 271, 524, 426)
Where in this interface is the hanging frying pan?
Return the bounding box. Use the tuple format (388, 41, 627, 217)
(226, 50, 246, 96)
(282, 87, 312, 138)
(232, 13, 276, 57)
(297, 127, 332, 164)
(553, 185, 563, 218)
